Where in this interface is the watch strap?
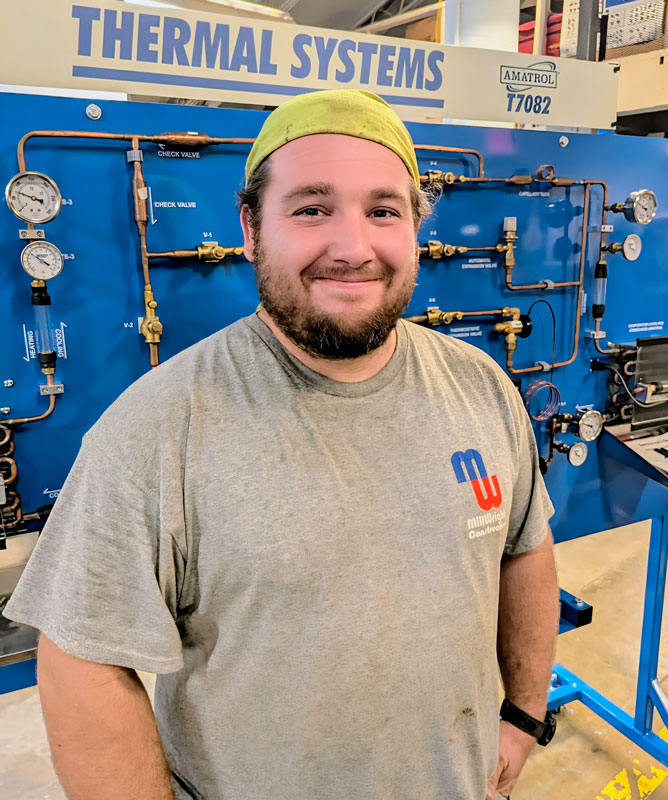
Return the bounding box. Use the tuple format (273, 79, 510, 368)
(499, 698, 556, 746)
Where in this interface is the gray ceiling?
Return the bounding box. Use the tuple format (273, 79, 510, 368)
(255, 0, 435, 31)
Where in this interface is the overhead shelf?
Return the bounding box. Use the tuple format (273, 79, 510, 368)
(616, 48, 668, 115)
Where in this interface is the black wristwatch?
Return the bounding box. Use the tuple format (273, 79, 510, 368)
(499, 699, 556, 746)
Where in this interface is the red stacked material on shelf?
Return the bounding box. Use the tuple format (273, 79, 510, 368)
(519, 13, 563, 56)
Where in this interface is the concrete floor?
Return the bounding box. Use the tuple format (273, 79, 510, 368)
(1, 520, 668, 799)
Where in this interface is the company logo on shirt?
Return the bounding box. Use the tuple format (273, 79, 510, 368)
(450, 449, 503, 511)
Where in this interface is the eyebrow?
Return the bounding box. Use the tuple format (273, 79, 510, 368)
(368, 188, 410, 206)
(281, 182, 334, 203)
(280, 183, 409, 206)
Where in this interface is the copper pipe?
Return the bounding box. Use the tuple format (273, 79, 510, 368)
(507, 183, 591, 374)
(594, 319, 620, 354)
(404, 309, 505, 324)
(128, 136, 161, 368)
(5, 374, 57, 426)
(19, 133, 483, 183)
(548, 182, 590, 369)
(507, 355, 543, 374)
(149, 250, 197, 259)
(506, 279, 581, 291)
(413, 144, 484, 177)
(461, 177, 516, 184)
(0, 441, 15, 457)
(0, 457, 18, 486)
(584, 180, 609, 216)
(0, 426, 10, 449)
(17, 130, 256, 172)
(147, 246, 244, 260)
(0, 492, 22, 530)
(545, 417, 557, 465)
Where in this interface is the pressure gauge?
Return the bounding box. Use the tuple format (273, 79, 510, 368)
(622, 233, 642, 261)
(20, 241, 64, 281)
(623, 189, 657, 225)
(5, 171, 62, 224)
(566, 442, 589, 467)
(574, 409, 604, 442)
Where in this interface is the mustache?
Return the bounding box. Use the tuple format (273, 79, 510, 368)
(301, 264, 392, 282)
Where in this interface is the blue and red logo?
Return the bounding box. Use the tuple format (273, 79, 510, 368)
(451, 449, 503, 511)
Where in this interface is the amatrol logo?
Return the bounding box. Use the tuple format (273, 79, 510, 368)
(451, 449, 503, 512)
(499, 61, 558, 92)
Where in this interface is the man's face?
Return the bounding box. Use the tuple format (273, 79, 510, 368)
(241, 133, 419, 360)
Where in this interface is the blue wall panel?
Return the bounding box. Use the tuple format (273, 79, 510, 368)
(1, 92, 667, 543)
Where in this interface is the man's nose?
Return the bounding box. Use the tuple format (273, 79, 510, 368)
(326, 211, 375, 268)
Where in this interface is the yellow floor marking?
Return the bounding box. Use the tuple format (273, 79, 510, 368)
(596, 768, 632, 800)
(595, 727, 668, 800)
(635, 765, 668, 798)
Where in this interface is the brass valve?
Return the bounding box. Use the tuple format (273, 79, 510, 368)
(505, 332, 518, 353)
(419, 170, 457, 187)
(502, 218, 517, 269)
(494, 320, 524, 335)
(196, 242, 245, 262)
(140, 286, 163, 344)
(494, 307, 523, 337)
(419, 241, 469, 259)
(425, 308, 464, 326)
(155, 243, 245, 263)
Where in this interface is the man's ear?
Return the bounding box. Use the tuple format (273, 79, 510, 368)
(240, 204, 255, 262)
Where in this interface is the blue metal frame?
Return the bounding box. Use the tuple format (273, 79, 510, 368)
(0, 657, 36, 695)
(550, 514, 668, 765)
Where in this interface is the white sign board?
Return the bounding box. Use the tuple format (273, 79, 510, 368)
(0, 0, 618, 129)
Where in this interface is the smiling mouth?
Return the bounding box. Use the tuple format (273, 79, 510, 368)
(313, 277, 379, 283)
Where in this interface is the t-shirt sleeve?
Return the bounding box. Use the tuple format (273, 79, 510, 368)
(502, 378, 555, 555)
(3, 432, 185, 674)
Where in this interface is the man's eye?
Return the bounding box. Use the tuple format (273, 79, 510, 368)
(295, 207, 323, 216)
(371, 208, 398, 218)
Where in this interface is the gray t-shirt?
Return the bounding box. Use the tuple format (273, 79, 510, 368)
(5, 314, 554, 800)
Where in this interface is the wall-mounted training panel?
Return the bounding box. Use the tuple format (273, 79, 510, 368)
(1, 92, 667, 547)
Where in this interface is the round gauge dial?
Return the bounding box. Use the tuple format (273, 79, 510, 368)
(20, 241, 64, 281)
(621, 233, 642, 261)
(624, 189, 657, 225)
(567, 442, 589, 467)
(576, 409, 604, 442)
(5, 172, 62, 224)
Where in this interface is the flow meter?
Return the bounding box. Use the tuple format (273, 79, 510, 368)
(20, 241, 64, 281)
(5, 172, 62, 224)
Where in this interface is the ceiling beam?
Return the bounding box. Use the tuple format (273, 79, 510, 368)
(357, 1, 445, 33)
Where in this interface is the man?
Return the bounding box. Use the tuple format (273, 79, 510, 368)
(4, 90, 558, 800)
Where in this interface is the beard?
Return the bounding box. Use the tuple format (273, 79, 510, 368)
(251, 233, 418, 361)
